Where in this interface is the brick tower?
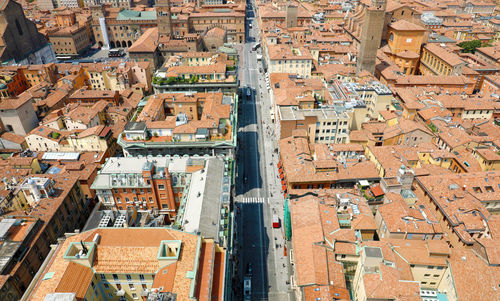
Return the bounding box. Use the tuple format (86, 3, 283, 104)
(156, 0, 173, 38)
(356, 0, 386, 74)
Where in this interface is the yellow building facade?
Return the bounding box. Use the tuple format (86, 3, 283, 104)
(385, 20, 425, 75)
(472, 148, 500, 171)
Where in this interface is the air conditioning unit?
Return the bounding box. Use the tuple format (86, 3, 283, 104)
(420, 290, 438, 297)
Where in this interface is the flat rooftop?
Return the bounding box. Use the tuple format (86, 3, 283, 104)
(279, 107, 349, 121)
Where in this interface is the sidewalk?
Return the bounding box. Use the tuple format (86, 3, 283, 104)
(255, 65, 293, 297)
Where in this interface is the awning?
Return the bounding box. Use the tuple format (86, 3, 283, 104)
(281, 179, 286, 185)
(277, 162, 282, 168)
(278, 167, 283, 173)
(282, 184, 287, 191)
(359, 180, 369, 187)
(279, 173, 284, 179)
(116, 289, 125, 297)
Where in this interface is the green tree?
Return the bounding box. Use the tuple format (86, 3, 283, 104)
(164, 77, 177, 85)
(189, 75, 198, 83)
(457, 40, 482, 54)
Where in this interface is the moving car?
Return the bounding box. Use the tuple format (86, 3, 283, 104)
(244, 276, 252, 300)
(246, 263, 253, 275)
(272, 214, 281, 228)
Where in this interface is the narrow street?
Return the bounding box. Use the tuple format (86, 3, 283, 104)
(232, 0, 295, 300)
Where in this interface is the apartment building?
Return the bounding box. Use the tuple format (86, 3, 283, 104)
(0, 177, 30, 212)
(68, 88, 120, 106)
(67, 125, 115, 153)
(269, 73, 330, 115)
(388, 75, 475, 95)
(25, 125, 115, 154)
(0, 217, 44, 301)
(419, 44, 465, 76)
(89, 155, 229, 240)
(433, 94, 495, 120)
(365, 144, 421, 177)
(0, 132, 27, 151)
(481, 74, 500, 96)
(85, 0, 132, 8)
(415, 172, 498, 248)
(471, 148, 500, 171)
(91, 156, 181, 220)
(20, 64, 58, 87)
(375, 197, 444, 240)
(382, 119, 434, 146)
(289, 193, 379, 300)
(0, 175, 92, 300)
(267, 45, 313, 78)
(386, 239, 450, 290)
(0, 68, 29, 98)
(352, 244, 421, 301)
(352, 239, 457, 297)
(439, 248, 500, 301)
(24, 228, 226, 301)
(38, 151, 101, 199)
(42, 101, 108, 131)
(81, 61, 152, 92)
(278, 135, 380, 195)
(344, 81, 394, 121)
(152, 52, 238, 94)
(56, 0, 83, 8)
(118, 92, 237, 157)
(0, 93, 39, 136)
(474, 45, 500, 67)
(278, 107, 351, 143)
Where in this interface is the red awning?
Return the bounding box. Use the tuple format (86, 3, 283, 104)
(279, 173, 284, 179)
(281, 179, 286, 185)
(282, 184, 287, 192)
(278, 167, 283, 173)
(277, 162, 282, 168)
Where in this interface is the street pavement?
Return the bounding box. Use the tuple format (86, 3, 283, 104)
(232, 0, 295, 300)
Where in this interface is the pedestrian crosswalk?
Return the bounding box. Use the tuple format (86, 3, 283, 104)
(239, 197, 268, 204)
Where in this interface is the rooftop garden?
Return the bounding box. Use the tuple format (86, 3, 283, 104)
(152, 75, 199, 85)
(49, 132, 61, 139)
(427, 123, 437, 133)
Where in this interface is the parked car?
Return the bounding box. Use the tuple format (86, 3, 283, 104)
(108, 49, 125, 57)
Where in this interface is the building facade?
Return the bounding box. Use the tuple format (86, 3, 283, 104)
(0, 94, 39, 136)
(48, 25, 92, 57)
(92, 156, 207, 222)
